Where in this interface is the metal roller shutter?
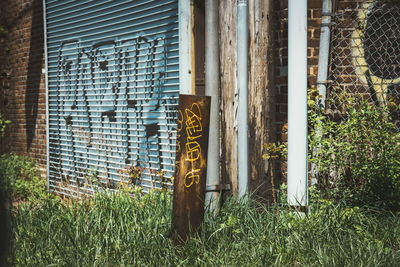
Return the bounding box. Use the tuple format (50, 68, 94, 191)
(44, 0, 179, 196)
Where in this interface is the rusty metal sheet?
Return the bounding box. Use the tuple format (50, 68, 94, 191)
(172, 94, 211, 242)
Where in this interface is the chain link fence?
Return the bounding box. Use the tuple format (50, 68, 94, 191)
(327, 0, 400, 126)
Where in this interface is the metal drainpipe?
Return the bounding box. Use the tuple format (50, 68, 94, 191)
(316, 0, 332, 110)
(178, 0, 192, 95)
(311, 0, 333, 185)
(237, 0, 249, 199)
(205, 0, 221, 214)
(287, 0, 308, 207)
(42, 0, 50, 191)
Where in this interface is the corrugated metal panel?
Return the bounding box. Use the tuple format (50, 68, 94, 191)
(45, 0, 179, 196)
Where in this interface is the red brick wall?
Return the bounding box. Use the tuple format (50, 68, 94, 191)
(0, 0, 46, 173)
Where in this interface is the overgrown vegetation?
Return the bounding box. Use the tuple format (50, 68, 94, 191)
(1, 154, 399, 266)
(309, 92, 400, 211)
(0, 154, 47, 201)
(7, 190, 400, 266)
(2, 89, 400, 265)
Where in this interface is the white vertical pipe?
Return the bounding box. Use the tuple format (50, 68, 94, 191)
(42, 0, 50, 190)
(179, 0, 192, 95)
(312, 0, 332, 185)
(288, 0, 308, 206)
(237, 0, 249, 199)
(316, 0, 332, 109)
(205, 0, 221, 213)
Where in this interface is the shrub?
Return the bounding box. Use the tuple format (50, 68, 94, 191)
(309, 98, 400, 211)
(0, 154, 47, 201)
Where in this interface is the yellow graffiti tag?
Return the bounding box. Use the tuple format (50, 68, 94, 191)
(184, 170, 200, 188)
(185, 103, 203, 140)
(183, 102, 203, 188)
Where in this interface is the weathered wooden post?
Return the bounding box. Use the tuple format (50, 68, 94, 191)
(172, 94, 211, 242)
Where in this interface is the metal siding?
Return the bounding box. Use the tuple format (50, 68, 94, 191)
(45, 0, 179, 196)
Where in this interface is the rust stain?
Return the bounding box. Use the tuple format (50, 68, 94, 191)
(172, 94, 211, 243)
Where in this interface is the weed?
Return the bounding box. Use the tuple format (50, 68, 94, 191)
(309, 97, 400, 211)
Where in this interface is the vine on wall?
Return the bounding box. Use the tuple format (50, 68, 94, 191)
(0, 7, 11, 138)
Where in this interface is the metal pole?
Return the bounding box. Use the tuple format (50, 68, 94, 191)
(287, 0, 308, 207)
(237, 0, 249, 199)
(311, 0, 333, 185)
(178, 0, 192, 95)
(316, 0, 332, 109)
(42, 0, 50, 191)
(205, 0, 221, 213)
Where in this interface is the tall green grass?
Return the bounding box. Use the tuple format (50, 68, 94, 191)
(9, 191, 400, 267)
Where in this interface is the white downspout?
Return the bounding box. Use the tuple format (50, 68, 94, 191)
(179, 0, 192, 95)
(42, 0, 50, 191)
(287, 0, 308, 207)
(316, 0, 332, 109)
(237, 0, 249, 199)
(205, 0, 221, 213)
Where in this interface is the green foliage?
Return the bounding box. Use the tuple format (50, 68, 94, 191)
(262, 142, 287, 160)
(0, 113, 11, 137)
(10, 191, 173, 266)
(309, 92, 400, 211)
(0, 154, 47, 201)
(8, 193, 400, 266)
